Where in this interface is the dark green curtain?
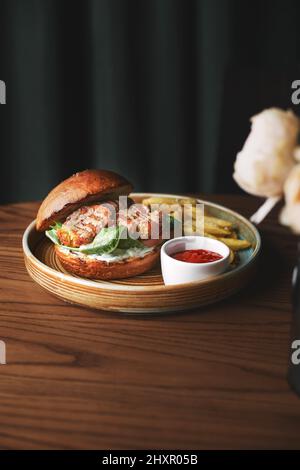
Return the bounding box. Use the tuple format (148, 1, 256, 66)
(0, 0, 300, 204)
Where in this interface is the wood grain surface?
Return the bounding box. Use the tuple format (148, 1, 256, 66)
(0, 195, 300, 450)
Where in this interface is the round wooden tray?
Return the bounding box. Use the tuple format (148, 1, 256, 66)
(22, 193, 261, 313)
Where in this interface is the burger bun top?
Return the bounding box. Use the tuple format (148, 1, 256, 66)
(36, 169, 133, 231)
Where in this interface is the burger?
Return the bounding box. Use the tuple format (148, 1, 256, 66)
(36, 169, 167, 280)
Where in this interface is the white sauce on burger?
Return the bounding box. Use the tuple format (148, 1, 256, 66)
(59, 245, 155, 263)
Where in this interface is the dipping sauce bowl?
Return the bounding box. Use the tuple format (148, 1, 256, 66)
(161, 236, 230, 286)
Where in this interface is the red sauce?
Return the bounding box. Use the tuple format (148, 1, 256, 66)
(171, 249, 223, 264)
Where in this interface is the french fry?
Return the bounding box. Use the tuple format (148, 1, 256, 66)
(142, 197, 180, 206)
(204, 223, 232, 237)
(204, 232, 217, 239)
(183, 226, 198, 236)
(186, 206, 203, 219)
(219, 237, 251, 251)
(143, 196, 199, 209)
(181, 206, 233, 229)
(187, 208, 233, 234)
(179, 197, 198, 205)
(142, 196, 198, 206)
(141, 196, 252, 255)
(204, 215, 233, 229)
(229, 249, 235, 264)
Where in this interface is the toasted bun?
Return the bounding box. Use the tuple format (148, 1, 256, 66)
(36, 169, 133, 232)
(55, 245, 160, 280)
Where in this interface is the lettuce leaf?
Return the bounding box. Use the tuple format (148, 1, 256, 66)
(50, 221, 62, 230)
(45, 222, 145, 256)
(78, 226, 122, 255)
(79, 226, 145, 254)
(117, 236, 144, 250)
(45, 221, 62, 245)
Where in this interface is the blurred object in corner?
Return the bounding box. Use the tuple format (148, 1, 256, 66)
(233, 108, 299, 224)
(233, 108, 299, 198)
(280, 164, 300, 233)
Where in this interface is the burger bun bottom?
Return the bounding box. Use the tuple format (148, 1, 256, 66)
(55, 244, 160, 280)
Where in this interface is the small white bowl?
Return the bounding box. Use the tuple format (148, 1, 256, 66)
(161, 236, 230, 286)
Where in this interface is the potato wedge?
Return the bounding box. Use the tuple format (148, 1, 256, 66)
(219, 237, 252, 251)
(204, 223, 232, 237)
(183, 226, 204, 236)
(142, 196, 198, 206)
(229, 249, 235, 264)
(141, 196, 252, 255)
(204, 232, 217, 239)
(179, 197, 198, 206)
(204, 215, 233, 229)
(142, 197, 180, 206)
(230, 230, 238, 239)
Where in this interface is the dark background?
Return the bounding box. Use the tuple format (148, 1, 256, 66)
(0, 0, 300, 204)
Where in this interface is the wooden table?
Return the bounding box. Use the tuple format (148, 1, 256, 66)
(0, 195, 300, 450)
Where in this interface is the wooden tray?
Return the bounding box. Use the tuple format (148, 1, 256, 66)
(22, 193, 261, 313)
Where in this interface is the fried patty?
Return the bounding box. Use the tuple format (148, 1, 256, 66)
(57, 202, 117, 247)
(56, 199, 163, 248)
